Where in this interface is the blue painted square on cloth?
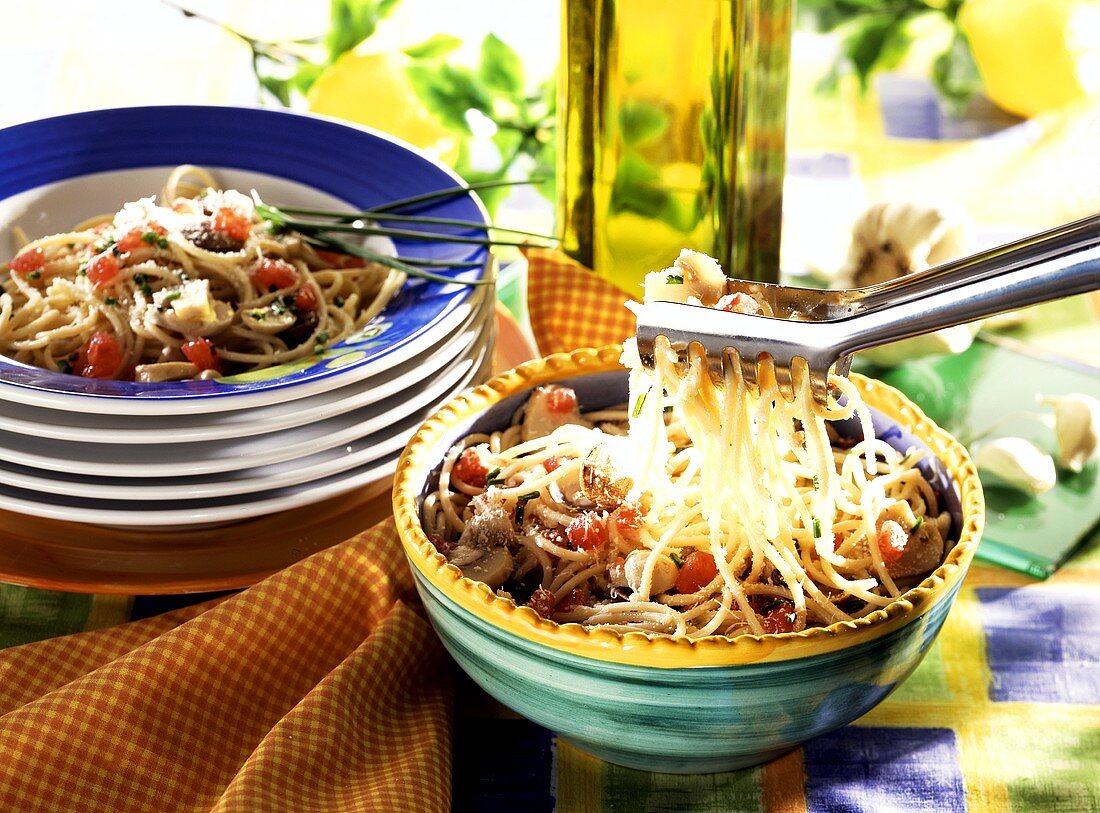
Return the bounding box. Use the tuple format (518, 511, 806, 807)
(978, 586, 1100, 704)
(804, 726, 966, 813)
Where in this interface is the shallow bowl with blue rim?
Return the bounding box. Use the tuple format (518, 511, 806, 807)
(393, 346, 984, 774)
(0, 105, 491, 415)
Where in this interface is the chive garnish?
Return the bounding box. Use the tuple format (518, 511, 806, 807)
(104, 296, 118, 306)
(161, 291, 181, 303)
(812, 474, 821, 491)
(666, 274, 684, 284)
(670, 551, 684, 567)
(484, 467, 505, 487)
(910, 517, 923, 533)
(812, 518, 822, 538)
(632, 390, 648, 417)
(27, 271, 41, 280)
(132, 273, 153, 297)
(334, 295, 345, 308)
(518, 491, 540, 502)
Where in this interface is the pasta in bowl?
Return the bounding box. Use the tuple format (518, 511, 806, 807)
(394, 346, 984, 773)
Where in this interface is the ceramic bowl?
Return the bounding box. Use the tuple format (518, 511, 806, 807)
(0, 105, 491, 413)
(394, 345, 984, 774)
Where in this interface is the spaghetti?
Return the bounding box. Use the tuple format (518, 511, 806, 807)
(0, 165, 402, 382)
(423, 250, 951, 639)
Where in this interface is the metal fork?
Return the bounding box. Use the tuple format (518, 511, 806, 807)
(633, 212, 1100, 406)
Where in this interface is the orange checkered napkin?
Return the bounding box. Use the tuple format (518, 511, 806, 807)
(523, 247, 637, 354)
(0, 520, 451, 813)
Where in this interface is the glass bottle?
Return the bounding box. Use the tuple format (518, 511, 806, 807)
(558, 0, 792, 293)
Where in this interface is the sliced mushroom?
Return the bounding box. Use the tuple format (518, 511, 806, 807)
(134, 361, 200, 383)
(521, 385, 592, 442)
(580, 444, 633, 510)
(458, 492, 515, 550)
(181, 221, 244, 253)
(674, 249, 727, 307)
(624, 549, 678, 596)
(886, 520, 946, 580)
(241, 305, 296, 335)
(447, 545, 514, 589)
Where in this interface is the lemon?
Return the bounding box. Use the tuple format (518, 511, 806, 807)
(308, 51, 458, 162)
(959, 0, 1100, 118)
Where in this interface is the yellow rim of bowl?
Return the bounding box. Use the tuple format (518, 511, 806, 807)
(394, 345, 985, 668)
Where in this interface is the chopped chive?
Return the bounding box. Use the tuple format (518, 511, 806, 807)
(272, 297, 287, 315)
(161, 291, 182, 303)
(910, 517, 923, 533)
(132, 272, 153, 297)
(665, 274, 684, 284)
(670, 551, 684, 567)
(812, 518, 822, 538)
(141, 231, 160, 245)
(104, 296, 118, 306)
(333, 295, 345, 308)
(316, 332, 329, 343)
(518, 491, 540, 502)
(812, 474, 820, 490)
(484, 467, 505, 486)
(27, 270, 41, 280)
(514, 504, 526, 525)
(632, 389, 649, 418)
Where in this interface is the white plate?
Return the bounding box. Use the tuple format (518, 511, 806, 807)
(0, 287, 493, 444)
(0, 328, 492, 501)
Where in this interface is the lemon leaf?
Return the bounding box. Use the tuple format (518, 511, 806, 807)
(325, 0, 401, 64)
(403, 34, 463, 60)
(932, 30, 983, 114)
(479, 33, 524, 96)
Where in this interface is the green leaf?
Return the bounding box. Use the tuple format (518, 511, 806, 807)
(618, 101, 669, 147)
(479, 33, 524, 95)
(839, 12, 914, 92)
(290, 62, 325, 95)
(325, 0, 401, 64)
(403, 33, 463, 59)
(932, 30, 984, 115)
(406, 63, 492, 133)
(258, 74, 292, 106)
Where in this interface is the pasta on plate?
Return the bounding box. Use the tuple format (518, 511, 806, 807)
(422, 250, 951, 639)
(0, 165, 402, 382)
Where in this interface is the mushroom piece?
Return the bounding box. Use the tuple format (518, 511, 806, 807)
(521, 385, 592, 442)
(886, 520, 946, 580)
(580, 444, 633, 510)
(241, 305, 296, 335)
(623, 550, 678, 596)
(674, 249, 728, 307)
(447, 545, 515, 589)
(181, 221, 244, 253)
(134, 361, 200, 383)
(458, 492, 515, 550)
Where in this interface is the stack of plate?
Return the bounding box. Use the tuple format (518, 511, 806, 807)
(0, 105, 498, 530)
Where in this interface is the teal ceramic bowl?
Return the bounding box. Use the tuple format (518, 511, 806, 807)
(394, 346, 984, 773)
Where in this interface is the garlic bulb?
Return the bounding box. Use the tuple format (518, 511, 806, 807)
(838, 201, 975, 366)
(974, 437, 1057, 495)
(837, 201, 972, 288)
(1039, 393, 1100, 473)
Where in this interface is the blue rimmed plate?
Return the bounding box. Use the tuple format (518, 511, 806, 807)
(0, 105, 491, 414)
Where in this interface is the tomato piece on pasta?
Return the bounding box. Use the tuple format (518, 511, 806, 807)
(181, 338, 220, 373)
(760, 601, 797, 634)
(212, 206, 252, 242)
(293, 284, 319, 312)
(545, 387, 578, 415)
(9, 247, 45, 276)
(87, 252, 121, 289)
(567, 512, 608, 551)
(77, 331, 124, 379)
(526, 588, 556, 619)
(675, 551, 718, 594)
(611, 502, 645, 542)
(876, 520, 908, 564)
(452, 448, 488, 488)
(313, 248, 365, 269)
(249, 259, 299, 293)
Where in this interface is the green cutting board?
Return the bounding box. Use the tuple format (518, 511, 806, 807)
(860, 337, 1100, 579)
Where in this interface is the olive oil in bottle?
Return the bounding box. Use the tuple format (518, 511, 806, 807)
(558, 0, 791, 292)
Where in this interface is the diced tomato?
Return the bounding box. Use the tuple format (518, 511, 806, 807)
(313, 248, 366, 269)
(566, 512, 607, 551)
(760, 601, 798, 634)
(877, 520, 908, 564)
(543, 455, 562, 473)
(212, 206, 252, 241)
(181, 338, 220, 373)
(248, 259, 299, 293)
(76, 331, 125, 379)
(545, 387, 578, 415)
(716, 292, 762, 315)
(293, 284, 319, 311)
(612, 502, 645, 542)
(556, 586, 589, 612)
(9, 248, 45, 276)
(87, 251, 121, 289)
(117, 223, 167, 254)
(452, 448, 488, 488)
(527, 587, 556, 618)
(675, 550, 718, 594)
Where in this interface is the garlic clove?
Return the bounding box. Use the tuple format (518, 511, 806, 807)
(1039, 393, 1100, 473)
(974, 437, 1057, 495)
